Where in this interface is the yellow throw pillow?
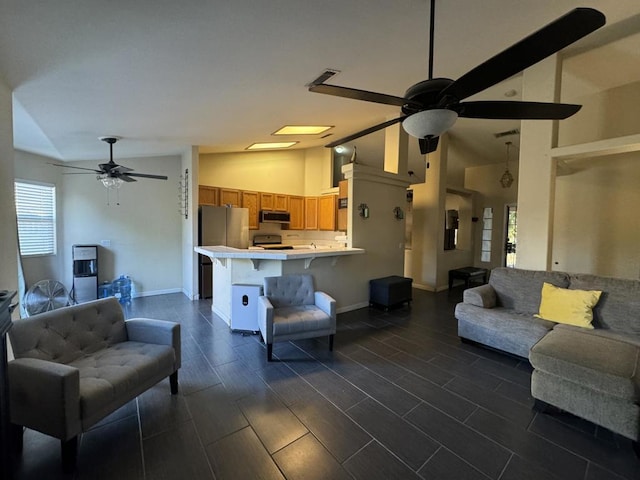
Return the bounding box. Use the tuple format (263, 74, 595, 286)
(534, 282, 602, 329)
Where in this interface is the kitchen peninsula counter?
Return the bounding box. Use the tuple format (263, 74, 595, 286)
(195, 245, 365, 325)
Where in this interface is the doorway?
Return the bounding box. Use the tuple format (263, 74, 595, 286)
(504, 204, 517, 267)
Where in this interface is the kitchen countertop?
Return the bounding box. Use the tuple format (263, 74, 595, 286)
(195, 245, 365, 260)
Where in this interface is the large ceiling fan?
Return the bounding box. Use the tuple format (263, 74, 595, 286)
(309, 2, 606, 154)
(51, 137, 169, 184)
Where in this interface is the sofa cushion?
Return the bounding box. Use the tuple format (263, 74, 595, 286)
(529, 327, 640, 401)
(456, 304, 555, 358)
(69, 341, 175, 424)
(534, 282, 602, 329)
(569, 274, 640, 335)
(272, 305, 332, 336)
(489, 268, 569, 315)
(9, 297, 127, 364)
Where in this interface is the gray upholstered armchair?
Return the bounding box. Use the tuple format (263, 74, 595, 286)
(8, 297, 181, 472)
(257, 274, 336, 361)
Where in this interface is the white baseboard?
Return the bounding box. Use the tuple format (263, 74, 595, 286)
(337, 301, 370, 314)
(132, 288, 183, 298)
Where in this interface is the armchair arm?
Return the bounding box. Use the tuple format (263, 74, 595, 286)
(125, 318, 181, 370)
(462, 284, 496, 308)
(257, 296, 274, 344)
(8, 358, 81, 440)
(315, 291, 336, 326)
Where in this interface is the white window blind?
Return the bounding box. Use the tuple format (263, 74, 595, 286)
(14, 180, 57, 256)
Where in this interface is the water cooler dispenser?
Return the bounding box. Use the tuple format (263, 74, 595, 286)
(231, 284, 262, 333)
(72, 245, 98, 303)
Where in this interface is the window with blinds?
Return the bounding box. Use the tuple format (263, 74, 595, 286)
(14, 180, 57, 256)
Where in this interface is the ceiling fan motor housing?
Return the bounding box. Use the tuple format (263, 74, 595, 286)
(402, 78, 455, 115)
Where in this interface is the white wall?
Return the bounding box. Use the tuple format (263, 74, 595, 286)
(405, 136, 447, 291)
(60, 155, 183, 296)
(182, 147, 199, 299)
(0, 78, 18, 295)
(552, 152, 640, 279)
(200, 149, 307, 195)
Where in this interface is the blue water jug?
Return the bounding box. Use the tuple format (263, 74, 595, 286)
(113, 275, 132, 304)
(98, 282, 113, 299)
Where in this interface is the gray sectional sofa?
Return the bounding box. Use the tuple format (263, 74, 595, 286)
(455, 267, 640, 450)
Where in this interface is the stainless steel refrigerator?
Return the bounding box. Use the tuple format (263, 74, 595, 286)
(198, 206, 249, 299)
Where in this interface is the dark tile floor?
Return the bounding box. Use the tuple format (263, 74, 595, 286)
(11, 288, 640, 480)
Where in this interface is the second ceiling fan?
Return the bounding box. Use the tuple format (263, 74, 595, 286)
(309, 1, 606, 154)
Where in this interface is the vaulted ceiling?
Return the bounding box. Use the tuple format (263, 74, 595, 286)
(1, 1, 639, 165)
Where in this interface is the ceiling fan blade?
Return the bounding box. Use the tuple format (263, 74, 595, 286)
(325, 116, 406, 148)
(118, 174, 137, 183)
(48, 162, 101, 173)
(458, 100, 581, 119)
(125, 172, 168, 180)
(440, 8, 605, 102)
(310, 83, 415, 108)
(419, 137, 439, 155)
(112, 165, 133, 173)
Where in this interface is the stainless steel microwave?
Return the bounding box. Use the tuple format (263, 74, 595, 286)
(260, 210, 290, 223)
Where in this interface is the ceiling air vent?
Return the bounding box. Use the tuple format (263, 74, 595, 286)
(494, 128, 520, 139)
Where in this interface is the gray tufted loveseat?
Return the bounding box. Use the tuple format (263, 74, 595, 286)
(8, 297, 181, 471)
(258, 274, 336, 361)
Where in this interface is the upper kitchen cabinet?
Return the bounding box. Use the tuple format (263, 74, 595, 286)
(199, 185, 219, 206)
(241, 191, 260, 230)
(260, 193, 289, 212)
(337, 180, 348, 232)
(318, 195, 337, 231)
(286, 195, 304, 230)
(304, 197, 318, 230)
(220, 188, 241, 207)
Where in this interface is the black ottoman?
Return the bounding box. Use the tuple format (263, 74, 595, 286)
(369, 276, 412, 310)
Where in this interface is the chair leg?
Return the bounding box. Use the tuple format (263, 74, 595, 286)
(11, 423, 23, 453)
(170, 371, 179, 394)
(61, 436, 78, 473)
(329, 334, 334, 351)
(267, 343, 273, 362)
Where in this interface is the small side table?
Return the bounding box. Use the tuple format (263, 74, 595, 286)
(448, 267, 488, 290)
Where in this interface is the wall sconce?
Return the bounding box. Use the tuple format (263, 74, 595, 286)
(393, 207, 404, 220)
(358, 203, 369, 218)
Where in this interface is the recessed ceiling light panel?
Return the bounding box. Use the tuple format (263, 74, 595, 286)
(246, 142, 298, 150)
(273, 125, 333, 135)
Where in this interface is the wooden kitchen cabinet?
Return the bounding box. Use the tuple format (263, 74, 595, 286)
(304, 197, 318, 230)
(337, 180, 348, 232)
(286, 195, 304, 230)
(260, 193, 289, 212)
(260, 192, 274, 211)
(273, 194, 288, 211)
(199, 185, 219, 206)
(318, 195, 337, 231)
(219, 188, 241, 207)
(241, 191, 260, 229)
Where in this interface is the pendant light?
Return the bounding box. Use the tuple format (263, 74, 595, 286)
(500, 141, 515, 188)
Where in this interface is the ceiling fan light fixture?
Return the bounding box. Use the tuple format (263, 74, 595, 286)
(402, 109, 458, 139)
(99, 174, 123, 189)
